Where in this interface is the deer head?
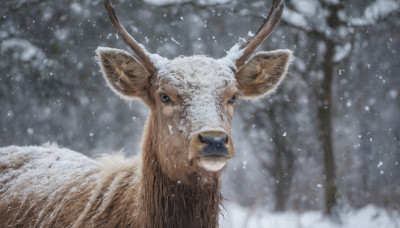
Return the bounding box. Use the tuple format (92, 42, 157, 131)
(96, 0, 291, 182)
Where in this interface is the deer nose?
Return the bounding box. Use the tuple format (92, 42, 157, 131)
(199, 132, 229, 157)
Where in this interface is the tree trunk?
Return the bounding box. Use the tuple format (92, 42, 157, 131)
(318, 39, 337, 216)
(273, 141, 295, 212)
(268, 109, 295, 212)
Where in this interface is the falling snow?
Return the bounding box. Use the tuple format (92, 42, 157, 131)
(1, 0, 399, 225)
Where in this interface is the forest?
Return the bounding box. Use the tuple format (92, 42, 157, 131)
(1, 0, 399, 227)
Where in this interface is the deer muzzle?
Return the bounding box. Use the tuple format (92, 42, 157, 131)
(189, 131, 234, 172)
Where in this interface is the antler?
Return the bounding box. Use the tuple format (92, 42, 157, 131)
(235, 0, 284, 70)
(104, 0, 157, 75)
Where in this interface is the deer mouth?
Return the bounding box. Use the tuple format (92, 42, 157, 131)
(198, 140, 229, 171)
(198, 155, 228, 172)
(188, 131, 234, 172)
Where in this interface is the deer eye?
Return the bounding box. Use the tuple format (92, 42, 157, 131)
(160, 93, 171, 103)
(228, 94, 237, 104)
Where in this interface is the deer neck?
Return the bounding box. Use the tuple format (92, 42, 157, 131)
(139, 113, 222, 228)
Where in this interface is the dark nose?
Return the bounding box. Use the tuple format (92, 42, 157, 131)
(199, 133, 229, 157)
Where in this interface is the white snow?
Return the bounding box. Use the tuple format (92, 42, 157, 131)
(364, 0, 398, 22)
(144, 0, 229, 6)
(70, 2, 83, 14)
(282, 8, 309, 29)
(171, 37, 181, 45)
(247, 31, 255, 37)
(333, 43, 352, 63)
(220, 203, 400, 228)
(168, 124, 173, 134)
(1, 38, 46, 63)
(54, 28, 69, 41)
(148, 52, 170, 69)
(350, 0, 399, 26)
(388, 89, 398, 99)
(144, 0, 190, 5)
(0, 144, 97, 200)
(198, 0, 229, 5)
(291, 0, 319, 16)
(218, 44, 244, 70)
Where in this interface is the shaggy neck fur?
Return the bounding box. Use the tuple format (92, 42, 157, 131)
(139, 112, 222, 228)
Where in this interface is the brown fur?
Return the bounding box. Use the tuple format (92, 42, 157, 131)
(140, 114, 221, 227)
(0, 111, 222, 228)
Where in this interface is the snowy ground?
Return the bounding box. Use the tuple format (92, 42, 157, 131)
(220, 203, 400, 228)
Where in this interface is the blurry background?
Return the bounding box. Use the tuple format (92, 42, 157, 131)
(1, 0, 399, 225)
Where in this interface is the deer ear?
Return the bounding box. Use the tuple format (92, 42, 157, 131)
(235, 50, 292, 98)
(96, 47, 150, 100)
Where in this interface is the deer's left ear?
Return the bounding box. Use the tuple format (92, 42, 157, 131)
(235, 50, 292, 98)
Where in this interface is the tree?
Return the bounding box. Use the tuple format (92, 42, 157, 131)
(282, 0, 399, 215)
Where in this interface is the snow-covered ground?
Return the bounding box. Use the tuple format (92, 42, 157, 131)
(220, 203, 400, 228)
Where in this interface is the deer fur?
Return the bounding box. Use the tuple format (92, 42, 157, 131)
(0, 0, 292, 227)
(0, 111, 222, 227)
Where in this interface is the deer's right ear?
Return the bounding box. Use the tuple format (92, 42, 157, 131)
(96, 47, 150, 100)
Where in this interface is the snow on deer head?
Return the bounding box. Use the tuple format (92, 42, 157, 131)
(96, 0, 291, 182)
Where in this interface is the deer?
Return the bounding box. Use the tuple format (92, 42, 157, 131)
(0, 0, 291, 227)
